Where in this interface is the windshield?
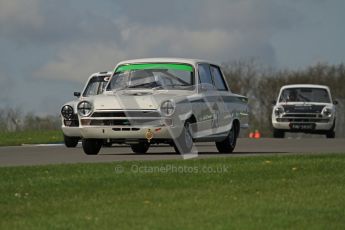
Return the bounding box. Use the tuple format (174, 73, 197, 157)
(279, 88, 331, 103)
(83, 75, 110, 97)
(106, 63, 194, 91)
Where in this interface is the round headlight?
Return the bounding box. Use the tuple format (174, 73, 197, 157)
(61, 105, 74, 119)
(78, 101, 93, 117)
(160, 100, 175, 116)
(322, 107, 332, 118)
(274, 106, 284, 116)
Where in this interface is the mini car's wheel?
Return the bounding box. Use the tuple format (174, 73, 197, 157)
(63, 134, 79, 148)
(326, 130, 335, 138)
(325, 121, 336, 138)
(130, 142, 150, 154)
(216, 124, 237, 153)
(174, 121, 193, 155)
(82, 139, 102, 155)
(273, 129, 285, 138)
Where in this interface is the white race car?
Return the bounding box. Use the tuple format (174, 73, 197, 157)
(60, 71, 111, 147)
(77, 58, 249, 155)
(272, 84, 337, 138)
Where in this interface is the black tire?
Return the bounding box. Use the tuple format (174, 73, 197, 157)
(326, 130, 335, 138)
(130, 142, 150, 154)
(216, 123, 237, 153)
(82, 139, 102, 155)
(173, 121, 194, 155)
(63, 135, 79, 148)
(326, 121, 336, 138)
(273, 129, 285, 138)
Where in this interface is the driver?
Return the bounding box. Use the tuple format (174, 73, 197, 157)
(287, 89, 298, 102)
(129, 70, 156, 87)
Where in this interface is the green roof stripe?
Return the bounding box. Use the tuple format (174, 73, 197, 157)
(115, 63, 193, 72)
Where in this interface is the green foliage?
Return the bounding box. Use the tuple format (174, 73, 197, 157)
(0, 154, 345, 229)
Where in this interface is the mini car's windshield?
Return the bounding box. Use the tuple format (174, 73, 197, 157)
(279, 88, 331, 103)
(83, 75, 110, 97)
(107, 63, 194, 91)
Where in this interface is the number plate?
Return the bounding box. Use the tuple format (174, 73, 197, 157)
(290, 123, 315, 130)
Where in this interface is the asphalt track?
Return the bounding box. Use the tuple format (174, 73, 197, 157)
(0, 138, 345, 167)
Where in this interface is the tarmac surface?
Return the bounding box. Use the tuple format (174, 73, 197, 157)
(1, 138, 344, 167)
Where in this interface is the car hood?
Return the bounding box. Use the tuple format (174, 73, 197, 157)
(88, 90, 194, 110)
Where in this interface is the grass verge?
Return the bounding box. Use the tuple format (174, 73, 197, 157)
(0, 154, 345, 229)
(0, 130, 63, 146)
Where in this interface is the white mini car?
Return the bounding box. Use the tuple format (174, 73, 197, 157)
(272, 84, 337, 138)
(60, 71, 112, 147)
(77, 58, 249, 155)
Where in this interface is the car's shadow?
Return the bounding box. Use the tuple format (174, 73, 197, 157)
(101, 151, 288, 156)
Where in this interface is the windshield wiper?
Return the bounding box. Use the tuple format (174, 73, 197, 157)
(152, 85, 165, 90)
(127, 82, 161, 89)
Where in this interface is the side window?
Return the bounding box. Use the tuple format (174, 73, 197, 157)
(210, 65, 227, 90)
(198, 64, 213, 86)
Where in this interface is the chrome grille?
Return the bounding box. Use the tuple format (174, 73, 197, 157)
(85, 110, 163, 126)
(277, 113, 329, 123)
(92, 110, 161, 118)
(282, 105, 325, 113)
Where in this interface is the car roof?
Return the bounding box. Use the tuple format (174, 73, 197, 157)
(91, 71, 113, 77)
(280, 84, 330, 90)
(85, 71, 112, 83)
(116, 58, 218, 67)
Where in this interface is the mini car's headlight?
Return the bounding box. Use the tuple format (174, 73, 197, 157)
(61, 105, 74, 119)
(160, 100, 175, 116)
(77, 101, 93, 117)
(274, 106, 284, 116)
(322, 107, 332, 118)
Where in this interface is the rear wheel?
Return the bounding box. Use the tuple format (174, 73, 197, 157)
(130, 142, 150, 154)
(216, 123, 237, 153)
(173, 121, 194, 155)
(273, 129, 285, 138)
(82, 139, 102, 155)
(63, 134, 79, 148)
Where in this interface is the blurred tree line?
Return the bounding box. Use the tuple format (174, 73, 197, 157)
(0, 107, 60, 132)
(222, 60, 345, 137)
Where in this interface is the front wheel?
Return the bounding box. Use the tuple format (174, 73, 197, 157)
(216, 124, 237, 153)
(325, 121, 336, 138)
(173, 121, 194, 155)
(273, 129, 285, 138)
(326, 131, 335, 138)
(63, 134, 79, 148)
(82, 139, 102, 155)
(130, 142, 150, 154)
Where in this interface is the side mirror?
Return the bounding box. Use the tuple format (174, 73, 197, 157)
(74, 92, 81, 97)
(333, 100, 338, 105)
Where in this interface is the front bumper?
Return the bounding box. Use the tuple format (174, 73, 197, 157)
(79, 125, 181, 140)
(272, 121, 334, 131)
(61, 126, 81, 137)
